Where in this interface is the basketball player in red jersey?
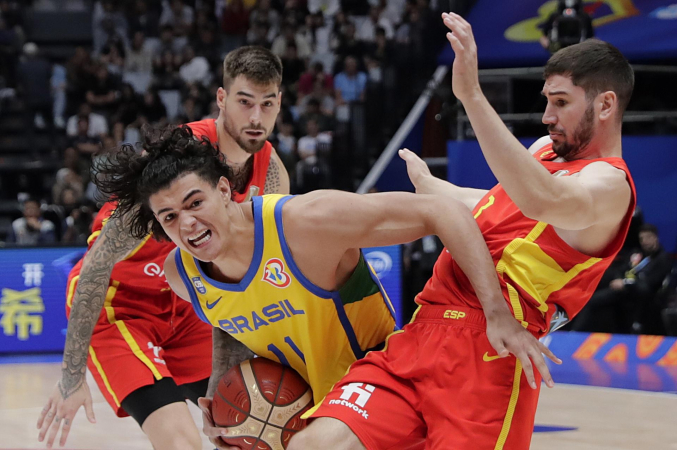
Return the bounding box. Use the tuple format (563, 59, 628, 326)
(37, 46, 289, 450)
(291, 13, 635, 450)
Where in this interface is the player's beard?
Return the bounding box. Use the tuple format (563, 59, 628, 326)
(223, 112, 268, 155)
(550, 102, 595, 161)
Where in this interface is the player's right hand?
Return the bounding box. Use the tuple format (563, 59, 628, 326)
(399, 148, 432, 193)
(37, 380, 96, 448)
(197, 397, 242, 450)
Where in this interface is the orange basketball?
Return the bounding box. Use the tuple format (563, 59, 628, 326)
(211, 358, 313, 450)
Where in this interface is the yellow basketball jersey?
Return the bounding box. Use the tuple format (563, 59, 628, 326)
(175, 195, 397, 403)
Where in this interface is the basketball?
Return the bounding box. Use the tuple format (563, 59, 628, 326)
(211, 358, 314, 450)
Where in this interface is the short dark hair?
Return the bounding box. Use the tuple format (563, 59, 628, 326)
(543, 39, 634, 117)
(222, 46, 283, 90)
(639, 224, 658, 236)
(93, 125, 233, 241)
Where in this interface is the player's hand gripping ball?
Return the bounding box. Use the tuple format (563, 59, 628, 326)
(212, 358, 313, 450)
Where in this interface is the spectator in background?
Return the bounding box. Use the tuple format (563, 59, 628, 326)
(65, 46, 94, 112)
(247, 18, 271, 48)
(66, 103, 108, 138)
(153, 48, 183, 89)
(85, 63, 121, 116)
(7, 198, 56, 245)
(193, 25, 222, 70)
(160, 0, 194, 36)
(69, 116, 102, 156)
(303, 11, 333, 69)
(334, 55, 366, 104)
(357, 5, 394, 42)
(92, 0, 128, 55)
(249, 0, 280, 40)
(280, 42, 305, 99)
(333, 21, 365, 72)
(298, 61, 332, 98)
(307, 0, 340, 17)
(272, 23, 311, 59)
(61, 202, 94, 244)
(140, 89, 168, 125)
(298, 96, 331, 133)
(274, 120, 297, 171)
(125, 31, 154, 74)
(127, 0, 161, 37)
(295, 117, 330, 193)
(52, 146, 87, 207)
(573, 224, 673, 334)
(114, 83, 143, 126)
(100, 39, 125, 76)
(221, 0, 250, 50)
(179, 45, 211, 87)
(16, 43, 53, 134)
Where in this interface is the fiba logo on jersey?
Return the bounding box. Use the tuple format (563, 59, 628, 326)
(328, 383, 375, 419)
(262, 258, 291, 288)
(364, 251, 392, 278)
(191, 277, 207, 294)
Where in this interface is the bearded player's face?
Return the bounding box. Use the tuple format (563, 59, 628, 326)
(541, 75, 598, 161)
(218, 75, 281, 154)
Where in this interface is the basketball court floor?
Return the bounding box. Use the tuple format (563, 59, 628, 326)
(1, 353, 676, 450)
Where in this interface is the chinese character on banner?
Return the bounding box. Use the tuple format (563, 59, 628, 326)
(23, 263, 44, 286)
(0, 288, 44, 340)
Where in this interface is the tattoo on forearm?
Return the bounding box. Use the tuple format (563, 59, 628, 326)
(207, 328, 255, 397)
(60, 214, 142, 399)
(264, 158, 281, 194)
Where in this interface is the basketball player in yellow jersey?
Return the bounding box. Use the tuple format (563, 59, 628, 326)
(94, 125, 526, 450)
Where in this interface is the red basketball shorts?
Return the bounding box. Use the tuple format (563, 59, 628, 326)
(309, 305, 541, 450)
(65, 274, 212, 417)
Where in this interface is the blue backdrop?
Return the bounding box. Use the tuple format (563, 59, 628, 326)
(447, 135, 677, 251)
(0, 245, 403, 353)
(0, 247, 85, 353)
(439, 0, 677, 67)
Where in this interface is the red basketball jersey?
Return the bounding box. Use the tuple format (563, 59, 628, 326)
(186, 118, 272, 203)
(417, 143, 637, 335)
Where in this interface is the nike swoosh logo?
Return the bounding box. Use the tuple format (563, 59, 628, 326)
(482, 352, 502, 362)
(205, 296, 222, 310)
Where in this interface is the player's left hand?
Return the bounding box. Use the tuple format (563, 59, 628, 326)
(197, 397, 242, 450)
(442, 12, 482, 104)
(485, 311, 562, 389)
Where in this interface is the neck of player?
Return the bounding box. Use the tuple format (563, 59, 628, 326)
(209, 202, 256, 283)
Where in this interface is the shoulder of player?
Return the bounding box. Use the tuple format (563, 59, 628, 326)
(528, 136, 553, 155)
(164, 248, 190, 302)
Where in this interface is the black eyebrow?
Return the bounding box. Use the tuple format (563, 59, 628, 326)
(542, 90, 569, 97)
(156, 189, 202, 216)
(236, 91, 277, 100)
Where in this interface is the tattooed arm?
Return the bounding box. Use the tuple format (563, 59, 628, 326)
(265, 148, 290, 195)
(207, 328, 255, 396)
(37, 212, 143, 448)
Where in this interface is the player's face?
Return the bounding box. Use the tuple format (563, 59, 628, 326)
(541, 75, 597, 160)
(219, 75, 281, 154)
(150, 173, 231, 261)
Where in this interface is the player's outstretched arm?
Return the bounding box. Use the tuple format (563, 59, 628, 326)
(399, 148, 489, 210)
(285, 190, 561, 389)
(37, 212, 143, 448)
(264, 148, 290, 195)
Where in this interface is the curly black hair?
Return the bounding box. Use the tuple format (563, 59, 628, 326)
(93, 125, 233, 241)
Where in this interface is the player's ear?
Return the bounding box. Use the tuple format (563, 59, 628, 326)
(217, 176, 231, 203)
(217, 87, 227, 110)
(598, 91, 617, 122)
